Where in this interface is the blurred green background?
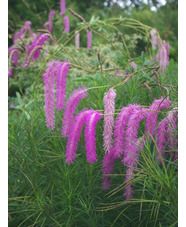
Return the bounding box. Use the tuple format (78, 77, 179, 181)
(8, 0, 178, 59)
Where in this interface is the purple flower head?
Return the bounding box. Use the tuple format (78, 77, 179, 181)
(102, 149, 116, 189)
(85, 110, 103, 164)
(130, 61, 137, 69)
(64, 16, 70, 33)
(145, 97, 171, 137)
(48, 10, 56, 32)
(113, 105, 141, 159)
(8, 69, 12, 77)
(157, 117, 169, 163)
(62, 87, 88, 138)
(56, 61, 70, 111)
(60, 0, 66, 15)
(75, 30, 80, 48)
(42, 61, 60, 130)
(103, 88, 116, 153)
(86, 30, 92, 50)
(23, 33, 50, 68)
(123, 108, 148, 166)
(124, 167, 135, 201)
(65, 109, 92, 164)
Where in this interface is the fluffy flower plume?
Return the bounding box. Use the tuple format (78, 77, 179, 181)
(145, 97, 171, 137)
(86, 30, 92, 50)
(44, 10, 56, 32)
(23, 33, 50, 68)
(85, 110, 103, 164)
(75, 30, 80, 48)
(102, 149, 116, 189)
(150, 29, 158, 50)
(123, 108, 148, 201)
(113, 105, 141, 159)
(42, 61, 60, 130)
(65, 109, 91, 164)
(64, 16, 70, 33)
(62, 87, 88, 138)
(157, 118, 168, 162)
(13, 21, 32, 44)
(56, 61, 70, 111)
(60, 0, 66, 15)
(103, 88, 116, 153)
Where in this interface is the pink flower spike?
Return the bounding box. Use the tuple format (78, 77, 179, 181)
(145, 97, 171, 137)
(85, 110, 103, 164)
(65, 109, 92, 164)
(86, 30, 92, 50)
(42, 61, 60, 130)
(56, 61, 70, 111)
(62, 87, 88, 138)
(113, 105, 141, 159)
(64, 16, 70, 33)
(103, 88, 116, 153)
(60, 0, 66, 15)
(102, 149, 116, 189)
(124, 167, 134, 201)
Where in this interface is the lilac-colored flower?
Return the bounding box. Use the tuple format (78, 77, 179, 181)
(42, 61, 60, 130)
(157, 117, 169, 162)
(166, 109, 178, 158)
(62, 87, 88, 138)
(103, 88, 116, 153)
(65, 109, 92, 164)
(124, 108, 148, 167)
(64, 16, 70, 33)
(113, 105, 141, 159)
(145, 97, 171, 137)
(124, 167, 135, 201)
(12, 48, 22, 67)
(10, 103, 15, 109)
(8, 69, 12, 77)
(150, 29, 158, 50)
(23, 33, 50, 68)
(130, 61, 137, 69)
(86, 30, 92, 50)
(75, 30, 80, 48)
(56, 61, 70, 111)
(123, 108, 148, 200)
(60, 0, 66, 15)
(48, 10, 56, 32)
(102, 149, 116, 189)
(85, 110, 103, 164)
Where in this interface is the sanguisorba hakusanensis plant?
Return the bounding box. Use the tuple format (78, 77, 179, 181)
(40, 57, 177, 201)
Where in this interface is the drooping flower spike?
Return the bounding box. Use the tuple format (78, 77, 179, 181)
(86, 30, 92, 50)
(85, 110, 103, 164)
(60, 0, 66, 15)
(75, 31, 80, 48)
(62, 87, 88, 138)
(65, 109, 92, 164)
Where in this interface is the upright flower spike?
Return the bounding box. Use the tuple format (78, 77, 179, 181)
(113, 105, 141, 159)
(56, 61, 70, 111)
(86, 30, 92, 50)
(75, 30, 80, 48)
(85, 110, 103, 164)
(103, 88, 116, 153)
(102, 149, 116, 189)
(65, 109, 92, 164)
(62, 87, 88, 138)
(47, 10, 56, 32)
(42, 61, 60, 130)
(145, 97, 171, 137)
(64, 16, 70, 33)
(60, 0, 66, 15)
